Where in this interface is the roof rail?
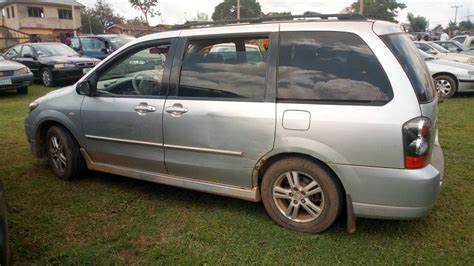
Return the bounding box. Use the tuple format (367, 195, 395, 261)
(173, 13, 367, 30)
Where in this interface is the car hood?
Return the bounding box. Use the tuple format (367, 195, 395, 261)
(427, 58, 474, 70)
(38, 55, 99, 65)
(0, 59, 27, 71)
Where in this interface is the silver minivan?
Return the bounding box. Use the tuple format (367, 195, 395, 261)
(24, 15, 444, 233)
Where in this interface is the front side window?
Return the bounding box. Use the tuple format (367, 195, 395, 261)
(58, 9, 72, 20)
(71, 38, 80, 49)
(96, 43, 170, 96)
(27, 6, 44, 18)
(178, 36, 269, 100)
(81, 38, 106, 51)
(277, 32, 393, 103)
(20, 45, 32, 57)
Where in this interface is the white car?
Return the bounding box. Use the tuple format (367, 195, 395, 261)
(450, 35, 474, 49)
(415, 41, 474, 65)
(419, 49, 474, 98)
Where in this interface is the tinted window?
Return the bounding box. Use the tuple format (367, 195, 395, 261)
(178, 36, 269, 100)
(71, 38, 80, 49)
(278, 32, 393, 103)
(58, 9, 72, 20)
(81, 38, 106, 51)
(382, 33, 435, 103)
(97, 43, 170, 96)
(27, 6, 44, 18)
(20, 45, 32, 57)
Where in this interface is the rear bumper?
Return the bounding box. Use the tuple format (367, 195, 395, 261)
(0, 73, 33, 91)
(330, 144, 444, 219)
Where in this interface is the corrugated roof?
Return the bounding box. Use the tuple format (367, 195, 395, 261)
(0, 0, 84, 8)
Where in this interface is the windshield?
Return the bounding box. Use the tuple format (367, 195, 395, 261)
(107, 36, 136, 50)
(429, 42, 450, 53)
(418, 49, 435, 60)
(34, 44, 78, 57)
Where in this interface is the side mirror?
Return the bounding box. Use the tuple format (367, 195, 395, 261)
(76, 73, 98, 96)
(23, 53, 35, 59)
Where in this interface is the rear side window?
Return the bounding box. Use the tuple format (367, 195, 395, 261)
(277, 31, 393, 104)
(382, 33, 435, 103)
(179, 36, 269, 100)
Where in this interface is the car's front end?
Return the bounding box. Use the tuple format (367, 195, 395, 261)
(0, 62, 33, 92)
(43, 57, 100, 83)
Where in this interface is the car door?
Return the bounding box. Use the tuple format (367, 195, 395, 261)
(17, 45, 41, 74)
(80, 39, 176, 174)
(162, 33, 277, 188)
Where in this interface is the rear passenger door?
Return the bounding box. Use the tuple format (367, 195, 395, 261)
(162, 33, 278, 188)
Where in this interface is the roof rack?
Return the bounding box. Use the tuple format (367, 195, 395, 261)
(173, 13, 367, 30)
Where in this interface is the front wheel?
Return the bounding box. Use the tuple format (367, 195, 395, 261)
(434, 75, 457, 99)
(261, 158, 343, 233)
(46, 126, 85, 180)
(41, 67, 55, 87)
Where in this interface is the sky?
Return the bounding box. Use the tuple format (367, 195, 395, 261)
(79, 0, 474, 28)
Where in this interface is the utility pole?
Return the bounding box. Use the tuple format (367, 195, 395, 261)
(359, 0, 364, 15)
(451, 5, 462, 23)
(237, 0, 240, 19)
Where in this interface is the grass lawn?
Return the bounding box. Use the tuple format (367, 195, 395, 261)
(0, 84, 473, 264)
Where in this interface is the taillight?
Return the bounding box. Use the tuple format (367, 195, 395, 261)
(403, 117, 433, 169)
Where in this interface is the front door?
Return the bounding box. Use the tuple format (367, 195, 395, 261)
(81, 39, 175, 174)
(17, 45, 41, 74)
(163, 34, 276, 188)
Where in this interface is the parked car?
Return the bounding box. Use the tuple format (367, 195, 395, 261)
(418, 49, 474, 98)
(434, 40, 474, 56)
(415, 41, 474, 65)
(24, 16, 444, 234)
(450, 35, 474, 49)
(0, 54, 33, 94)
(4, 43, 100, 87)
(0, 181, 9, 266)
(70, 35, 136, 60)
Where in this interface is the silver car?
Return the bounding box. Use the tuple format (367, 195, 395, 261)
(419, 49, 474, 98)
(24, 15, 445, 233)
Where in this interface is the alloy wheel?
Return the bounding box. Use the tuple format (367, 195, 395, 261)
(436, 79, 452, 97)
(49, 135, 66, 173)
(272, 171, 325, 223)
(42, 70, 52, 86)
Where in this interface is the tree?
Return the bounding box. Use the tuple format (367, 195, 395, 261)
(344, 0, 406, 23)
(93, 0, 124, 31)
(191, 12, 209, 21)
(447, 20, 458, 32)
(407, 13, 428, 32)
(126, 16, 148, 26)
(459, 20, 473, 32)
(81, 7, 104, 34)
(212, 0, 261, 21)
(129, 0, 161, 25)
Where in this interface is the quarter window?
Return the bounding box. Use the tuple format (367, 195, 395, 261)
(58, 9, 72, 20)
(96, 43, 170, 96)
(277, 32, 393, 103)
(27, 6, 44, 18)
(178, 36, 269, 100)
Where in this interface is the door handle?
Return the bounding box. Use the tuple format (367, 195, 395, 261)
(166, 103, 188, 116)
(134, 102, 156, 115)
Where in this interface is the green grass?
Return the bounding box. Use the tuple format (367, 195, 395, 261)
(0, 85, 473, 264)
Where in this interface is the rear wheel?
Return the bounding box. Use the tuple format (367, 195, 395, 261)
(434, 75, 457, 98)
(41, 67, 55, 87)
(46, 126, 85, 180)
(16, 86, 28, 94)
(261, 158, 343, 233)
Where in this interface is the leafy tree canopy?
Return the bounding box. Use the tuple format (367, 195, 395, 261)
(345, 0, 406, 23)
(407, 13, 429, 32)
(212, 0, 261, 21)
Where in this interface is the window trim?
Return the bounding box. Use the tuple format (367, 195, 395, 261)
(276, 31, 394, 106)
(82, 38, 177, 99)
(168, 32, 277, 102)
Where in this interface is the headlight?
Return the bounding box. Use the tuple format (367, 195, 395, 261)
(14, 67, 30, 75)
(53, 63, 76, 69)
(468, 58, 474, 64)
(28, 101, 39, 112)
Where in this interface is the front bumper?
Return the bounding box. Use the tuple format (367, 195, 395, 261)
(0, 73, 34, 91)
(51, 67, 91, 81)
(330, 144, 444, 219)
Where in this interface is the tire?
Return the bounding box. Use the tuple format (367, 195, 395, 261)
(16, 86, 28, 94)
(45, 126, 85, 180)
(41, 67, 55, 87)
(434, 75, 457, 99)
(261, 158, 343, 233)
